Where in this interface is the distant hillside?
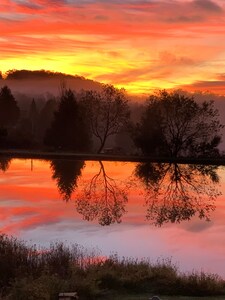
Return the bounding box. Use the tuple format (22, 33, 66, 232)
(0, 69, 224, 151)
(5, 70, 77, 80)
(0, 69, 103, 96)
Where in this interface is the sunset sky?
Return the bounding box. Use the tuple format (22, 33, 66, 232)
(1, 0, 225, 94)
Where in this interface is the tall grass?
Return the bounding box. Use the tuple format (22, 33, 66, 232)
(0, 234, 224, 299)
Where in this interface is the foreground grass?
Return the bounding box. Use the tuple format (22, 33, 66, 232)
(0, 234, 225, 300)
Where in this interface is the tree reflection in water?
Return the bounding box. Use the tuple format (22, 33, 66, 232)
(76, 161, 128, 226)
(0, 157, 11, 172)
(135, 162, 221, 226)
(50, 159, 85, 201)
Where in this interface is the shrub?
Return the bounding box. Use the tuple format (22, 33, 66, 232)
(0, 234, 225, 299)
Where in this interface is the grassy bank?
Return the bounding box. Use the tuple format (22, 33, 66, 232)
(0, 234, 224, 300)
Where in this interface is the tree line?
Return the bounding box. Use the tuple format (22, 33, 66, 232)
(0, 84, 223, 157)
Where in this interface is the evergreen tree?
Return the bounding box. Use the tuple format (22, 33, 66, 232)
(0, 86, 20, 128)
(38, 98, 57, 141)
(29, 99, 39, 137)
(44, 89, 91, 151)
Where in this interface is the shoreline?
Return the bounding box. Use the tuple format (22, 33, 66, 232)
(0, 149, 225, 165)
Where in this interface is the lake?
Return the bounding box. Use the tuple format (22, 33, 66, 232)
(0, 157, 225, 278)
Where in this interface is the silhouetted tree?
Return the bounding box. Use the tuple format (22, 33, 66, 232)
(38, 98, 57, 141)
(76, 161, 128, 225)
(135, 162, 220, 226)
(50, 159, 85, 201)
(28, 99, 39, 138)
(0, 157, 11, 172)
(80, 85, 130, 153)
(133, 90, 223, 157)
(0, 86, 20, 128)
(44, 89, 91, 151)
(9, 118, 33, 148)
(0, 128, 7, 147)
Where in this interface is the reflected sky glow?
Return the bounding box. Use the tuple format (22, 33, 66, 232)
(0, 158, 225, 277)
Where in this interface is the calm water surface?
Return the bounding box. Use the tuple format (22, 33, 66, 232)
(0, 158, 225, 277)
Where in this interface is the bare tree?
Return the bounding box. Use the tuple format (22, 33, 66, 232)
(80, 85, 130, 153)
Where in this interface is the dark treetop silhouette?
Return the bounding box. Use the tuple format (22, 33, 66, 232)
(0, 86, 20, 128)
(0, 86, 21, 148)
(45, 88, 91, 151)
(135, 162, 220, 226)
(80, 84, 130, 153)
(133, 90, 224, 157)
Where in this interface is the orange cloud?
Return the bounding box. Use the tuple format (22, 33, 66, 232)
(1, 0, 225, 93)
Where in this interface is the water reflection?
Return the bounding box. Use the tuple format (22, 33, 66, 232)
(0, 159, 224, 278)
(0, 157, 11, 172)
(135, 163, 220, 226)
(76, 161, 128, 226)
(50, 160, 129, 225)
(50, 159, 85, 201)
(23, 158, 222, 227)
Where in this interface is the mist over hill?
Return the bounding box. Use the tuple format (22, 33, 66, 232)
(0, 70, 102, 97)
(0, 69, 225, 152)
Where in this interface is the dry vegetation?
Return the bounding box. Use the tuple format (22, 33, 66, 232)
(0, 234, 225, 299)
